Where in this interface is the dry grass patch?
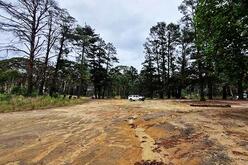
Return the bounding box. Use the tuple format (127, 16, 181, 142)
(0, 94, 90, 113)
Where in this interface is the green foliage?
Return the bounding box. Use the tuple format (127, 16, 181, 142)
(142, 22, 181, 98)
(185, 92, 200, 100)
(0, 93, 12, 102)
(195, 0, 248, 99)
(11, 86, 27, 95)
(109, 66, 139, 98)
(0, 0, 247, 101)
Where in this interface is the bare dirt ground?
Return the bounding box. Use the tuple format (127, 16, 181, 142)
(0, 100, 248, 165)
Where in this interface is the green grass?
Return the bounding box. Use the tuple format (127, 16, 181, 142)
(0, 94, 90, 113)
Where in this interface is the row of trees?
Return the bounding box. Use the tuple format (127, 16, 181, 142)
(139, 0, 248, 100)
(195, 0, 248, 100)
(0, 56, 141, 98)
(0, 0, 247, 100)
(0, 0, 120, 98)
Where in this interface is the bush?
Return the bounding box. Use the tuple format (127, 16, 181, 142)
(0, 93, 12, 102)
(185, 92, 200, 100)
(11, 86, 27, 95)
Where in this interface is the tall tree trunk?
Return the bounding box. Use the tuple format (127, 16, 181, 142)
(27, 18, 37, 96)
(222, 84, 227, 100)
(167, 87, 171, 99)
(159, 91, 164, 99)
(39, 43, 50, 95)
(38, 76, 45, 95)
(238, 79, 243, 100)
(155, 51, 163, 99)
(198, 57, 205, 101)
(27, 57, 34, 96)
(49, 35, 65, 97)
(97, 86, 101, 99)
(208, 79, 213, 100)
(39, 17, 54, 95)
(167, 32, 171, 99)
(161, 47, 166, 99)
(102, 87, 105, 99)
(150, 90, 154, 99)
(78, 46, 86, 98)
(177, 86, 182, 99)
(199, 76, 205, 101)
(94, 85, 97, 99)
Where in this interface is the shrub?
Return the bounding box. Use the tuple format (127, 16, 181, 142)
(11, 86, 27, 95)
(0, 93, 12, 102)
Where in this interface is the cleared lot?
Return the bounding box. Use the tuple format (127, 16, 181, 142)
(0, 100, 248, 165)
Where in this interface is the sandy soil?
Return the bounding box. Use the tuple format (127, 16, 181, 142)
(0, 100, 248, 165)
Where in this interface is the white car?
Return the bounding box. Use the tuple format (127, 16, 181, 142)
(128, 95, 145, 101)
(236, 92, 247, 99)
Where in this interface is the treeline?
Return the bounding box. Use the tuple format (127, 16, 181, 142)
(0, 0, 247, 100)
(0, 57, 141, 99)
(0, 0, 121, 98)
(140, 0, 248, 100)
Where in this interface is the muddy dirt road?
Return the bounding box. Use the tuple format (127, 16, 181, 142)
(0, 100, 248, 165)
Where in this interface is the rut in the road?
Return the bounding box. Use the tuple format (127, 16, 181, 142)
(135, 127, 168, 163)
(127, 115, 168, 164)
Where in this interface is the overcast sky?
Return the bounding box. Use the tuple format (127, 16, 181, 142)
(0, 0, 183, 70)
(59, 0, 182, 70)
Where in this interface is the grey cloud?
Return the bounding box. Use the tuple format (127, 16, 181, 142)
(66, 0, 182, 71)
(1, 0, 183, 71)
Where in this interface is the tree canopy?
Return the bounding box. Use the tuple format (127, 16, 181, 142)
(0, 0, 247, 100)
